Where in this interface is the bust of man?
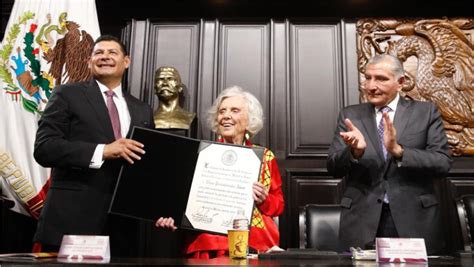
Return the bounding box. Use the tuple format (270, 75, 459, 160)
(153, 66, 196, 129)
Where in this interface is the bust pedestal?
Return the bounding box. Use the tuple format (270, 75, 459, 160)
(154, 118, 197, 138)
(155, 128, 188, 137)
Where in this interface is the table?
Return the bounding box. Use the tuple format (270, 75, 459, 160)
(0, 254, 473, 266)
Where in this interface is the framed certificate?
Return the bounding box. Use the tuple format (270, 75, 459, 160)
(181, 142, 264, 234)
(109, 127, 264, 235)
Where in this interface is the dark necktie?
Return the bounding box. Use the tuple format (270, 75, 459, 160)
(377, 106, 391, 160)
(105, 91, 122, 140)
(378, 106, 391, 204)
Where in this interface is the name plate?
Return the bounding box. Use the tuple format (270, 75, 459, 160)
(376, 238, 427, 263)
(58, 235, 110, 261)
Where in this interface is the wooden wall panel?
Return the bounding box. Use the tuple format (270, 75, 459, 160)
(288, 24, 343, 157)
(124, 19, 149, 101)
(217, 23, 270, 147)
(148, 23, 201, 113)
(125, 21, 201, 114)
(447, 177, 474, 200)
(269, 20, 288, 159)
(341, 20, 360, 107)
(196, 20, 218, 140)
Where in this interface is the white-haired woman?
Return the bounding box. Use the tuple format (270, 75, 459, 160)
(156, 86, 284, 259)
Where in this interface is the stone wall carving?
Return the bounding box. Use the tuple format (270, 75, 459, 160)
(357, 18, 474, 156)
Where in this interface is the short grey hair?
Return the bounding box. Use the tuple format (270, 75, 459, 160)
(366, 54, 405, 80)
(207, 86, 264, 137)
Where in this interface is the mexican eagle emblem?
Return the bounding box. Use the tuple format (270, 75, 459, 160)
(0, 11, 94, 115)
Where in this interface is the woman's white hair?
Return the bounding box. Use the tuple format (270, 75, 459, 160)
(206, 86, 264, 137)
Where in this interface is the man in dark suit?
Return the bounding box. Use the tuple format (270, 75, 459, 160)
(327, 54, 452, 254)
(33, 35, 154, 255)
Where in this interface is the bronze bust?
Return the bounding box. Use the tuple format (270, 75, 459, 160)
(153, 66, 195, 129)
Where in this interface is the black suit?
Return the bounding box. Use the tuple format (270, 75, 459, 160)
(327, 97, 452, 254)
(33, 80, 154, 247)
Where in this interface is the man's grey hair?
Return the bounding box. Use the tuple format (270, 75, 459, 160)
(207, 86, 264, 137)
(366, 54, 405, 80)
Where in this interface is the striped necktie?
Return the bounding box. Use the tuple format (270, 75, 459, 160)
(377, 106, 391, 160)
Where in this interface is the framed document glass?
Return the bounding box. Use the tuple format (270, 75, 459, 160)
(181, 142, 264, 234)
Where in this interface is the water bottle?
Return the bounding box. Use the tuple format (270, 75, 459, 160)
(232, 209, 249, 230)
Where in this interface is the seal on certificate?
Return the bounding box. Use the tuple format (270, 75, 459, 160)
(221, 150, 238, 166)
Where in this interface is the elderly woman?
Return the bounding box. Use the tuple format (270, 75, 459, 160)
(156, 86, 284, 259)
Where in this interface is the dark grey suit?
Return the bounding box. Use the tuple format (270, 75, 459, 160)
(33, 79, 154, 246)
(327, 97, 452, 254)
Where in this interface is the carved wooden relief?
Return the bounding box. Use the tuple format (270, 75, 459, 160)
(356, 18, 474, 156)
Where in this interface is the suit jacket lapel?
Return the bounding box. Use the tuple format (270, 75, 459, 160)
(83, 80, 115, 140)
(360, 104, 385, 160)
(384, 96, 410, 164)
(393, 97, 410, 141)
(124, 91, 138, 137)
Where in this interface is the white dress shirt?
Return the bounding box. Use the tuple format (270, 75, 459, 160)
(375, 93, 399, 129)
(89, 81, 131, 168)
